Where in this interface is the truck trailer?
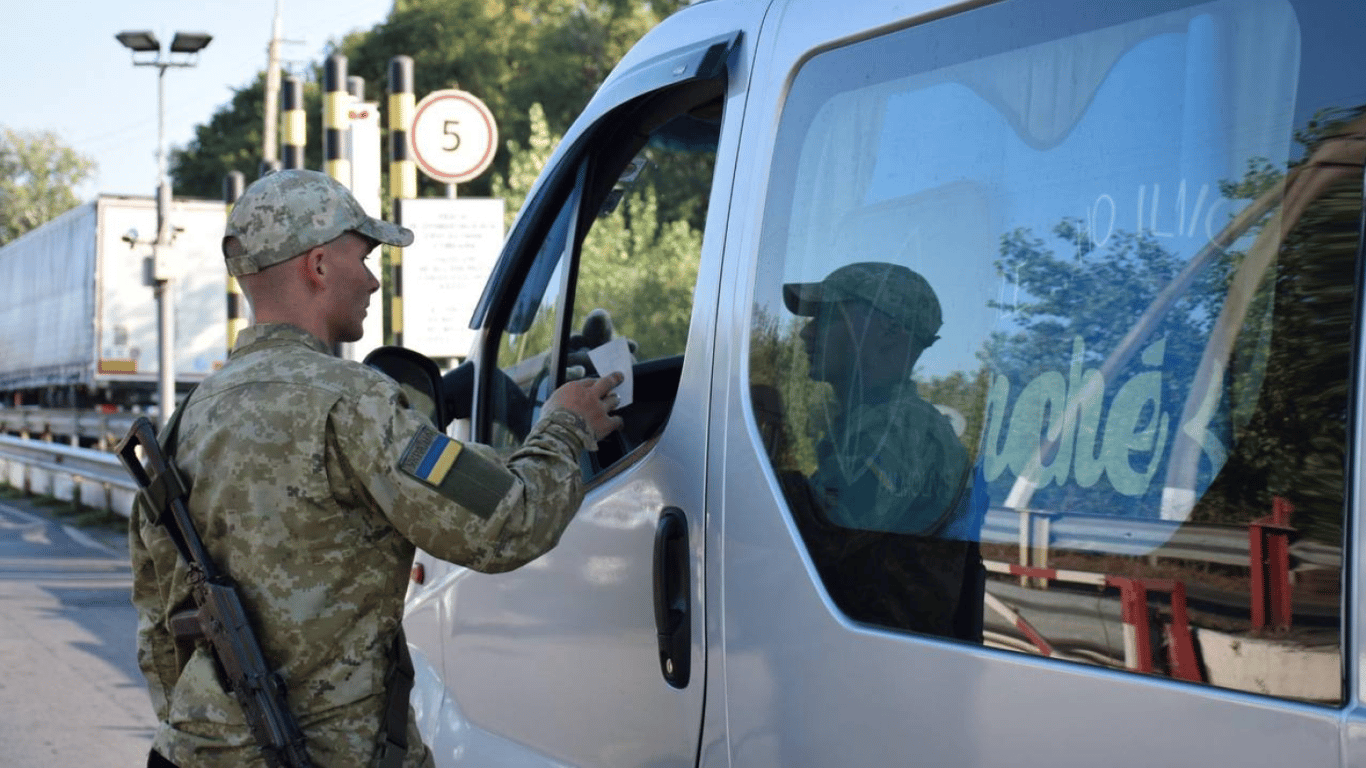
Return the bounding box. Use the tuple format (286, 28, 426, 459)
(0, 194, 229, 408)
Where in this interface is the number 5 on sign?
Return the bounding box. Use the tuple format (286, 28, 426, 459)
(409, 90, 498, 184)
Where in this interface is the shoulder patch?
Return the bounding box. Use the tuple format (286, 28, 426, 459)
(397, 425, 516, 520)
(400, 425, 463, 487)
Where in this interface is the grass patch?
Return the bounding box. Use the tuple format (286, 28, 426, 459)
(73, 508, 127, 532)
(28, 494, 72, 511)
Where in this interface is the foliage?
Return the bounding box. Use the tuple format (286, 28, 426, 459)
(490, 103, 557, 230)
(1205, 108, 1365, 542)
(491, 99, 706, 382)
(748, 310, 833, 476)
(171, 74, 325, 199)
(0, 127, 96, 246)
(574, 174, 702, 360)
(171, 0, 686, 199)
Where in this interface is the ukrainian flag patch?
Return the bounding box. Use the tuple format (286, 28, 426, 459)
(399, 425, 463, 487)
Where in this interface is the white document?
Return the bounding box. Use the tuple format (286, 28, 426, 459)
(586, 337, 634, 409)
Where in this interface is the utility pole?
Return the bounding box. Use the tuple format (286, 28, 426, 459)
(261, 0, 284, 176)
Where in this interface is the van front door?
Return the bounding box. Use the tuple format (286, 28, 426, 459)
(416, 20, 747, 767)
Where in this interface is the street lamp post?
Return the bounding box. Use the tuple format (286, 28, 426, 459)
(116, 30, 212, 429)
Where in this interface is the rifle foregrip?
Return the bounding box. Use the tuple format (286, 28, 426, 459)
(197, 582, 313, 767)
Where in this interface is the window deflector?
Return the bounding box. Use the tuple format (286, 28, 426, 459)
(477, 164, 586, 446)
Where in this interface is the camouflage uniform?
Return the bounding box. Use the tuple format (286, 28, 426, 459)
(130, 324, 595, 767)
(784, 260, 966, 533)
(811, 386, 968, 534)
(130, 170, 597, 767)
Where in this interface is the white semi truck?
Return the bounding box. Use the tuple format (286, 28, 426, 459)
(0, 194, 230, 408)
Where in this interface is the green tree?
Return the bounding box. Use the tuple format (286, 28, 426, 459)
(171, 74, 325, 199)
(0, 127, 96, 245)
(172, 0, 687, 199)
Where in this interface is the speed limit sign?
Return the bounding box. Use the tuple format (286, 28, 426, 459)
(409, 89, 499, 184)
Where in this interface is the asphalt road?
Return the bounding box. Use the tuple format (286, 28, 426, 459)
(0, 496, 156, 766)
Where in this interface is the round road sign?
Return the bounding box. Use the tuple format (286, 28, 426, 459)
(409, 89, 499, 184)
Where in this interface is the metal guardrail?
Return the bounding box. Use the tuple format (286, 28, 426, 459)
(0, 434, 138, 518)
(980, 506, 1340, 570)
(0, 406, 141, 448)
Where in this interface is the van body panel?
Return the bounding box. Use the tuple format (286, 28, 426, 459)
(410, 0, 1366, 765)
(711, 0, 1358, 765)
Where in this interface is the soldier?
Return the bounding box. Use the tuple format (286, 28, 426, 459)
(130, 169, 624, 768)
(782, 261, 981, 638)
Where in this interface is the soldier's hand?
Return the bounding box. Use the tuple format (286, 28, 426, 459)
(544, 372, 626, 441)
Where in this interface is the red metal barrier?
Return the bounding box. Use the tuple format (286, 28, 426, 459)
(985, 561, 1203, 682)
(1249, 496, 1295, 631)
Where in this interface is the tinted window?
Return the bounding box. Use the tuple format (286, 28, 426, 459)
(750, 0, 1363, 703)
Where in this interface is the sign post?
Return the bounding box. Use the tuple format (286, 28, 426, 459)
(401, 89, 502, 362)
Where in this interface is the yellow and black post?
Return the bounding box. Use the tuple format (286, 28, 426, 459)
(388, 55, 416, 348)
(323, 54, 350, 184)
(223, 171, 247, 354)
(282, 76, 305, 170)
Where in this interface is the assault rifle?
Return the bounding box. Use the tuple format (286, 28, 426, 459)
(118, 416, 314, 768)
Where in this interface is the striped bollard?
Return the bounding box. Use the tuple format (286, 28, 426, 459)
(324, 55, 350, 184)
(282, 76, 305, 170)
(388, 55, 416, 347)
(223, 171, 247, 353)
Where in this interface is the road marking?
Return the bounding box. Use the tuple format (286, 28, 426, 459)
(64, 523, 121, 557)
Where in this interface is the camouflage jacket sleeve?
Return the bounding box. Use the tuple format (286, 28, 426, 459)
(329, 377, 596, 572)
(128, 497, 194, 722)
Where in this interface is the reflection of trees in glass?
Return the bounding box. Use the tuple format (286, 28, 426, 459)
(919, 368, 989, 466)
(988, 222, 1230, 412)
(1202, 106, 1365, 544)
(981, 221, 1236, 518)
(980, 105, 1364, 538)
(750, 309, 833, 476)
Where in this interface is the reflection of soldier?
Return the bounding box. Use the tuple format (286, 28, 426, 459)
(780, 261, 983, 639)
(785, 262, 967, 534)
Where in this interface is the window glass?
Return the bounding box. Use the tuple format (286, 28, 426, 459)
(490, 92, 720, 466)
(750, 0, 1363, 704)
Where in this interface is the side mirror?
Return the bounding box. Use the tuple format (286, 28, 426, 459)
(363, 346, 448, 429)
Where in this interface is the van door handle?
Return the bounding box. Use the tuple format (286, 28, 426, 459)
(653, 506, 691, 688)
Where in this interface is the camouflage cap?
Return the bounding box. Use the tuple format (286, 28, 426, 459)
(783, 261, 943, 346)
(222, 169, 414, 276)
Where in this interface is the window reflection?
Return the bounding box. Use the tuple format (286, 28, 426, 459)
(749, 0, 1361, 704)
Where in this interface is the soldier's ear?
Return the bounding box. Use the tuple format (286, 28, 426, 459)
(301, 248, 328, 290)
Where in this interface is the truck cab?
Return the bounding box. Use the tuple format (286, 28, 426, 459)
(403, 0, 1366, 765)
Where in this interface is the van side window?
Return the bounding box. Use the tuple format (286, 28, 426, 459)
(749, 0, 1362, 704)
(486, 88, 722, 472)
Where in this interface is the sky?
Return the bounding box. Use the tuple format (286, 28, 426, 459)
(2, 0, 396, 200)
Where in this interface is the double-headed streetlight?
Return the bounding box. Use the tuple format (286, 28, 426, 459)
(115, 30, 212, 427)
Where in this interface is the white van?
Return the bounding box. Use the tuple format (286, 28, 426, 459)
(401, 0, 1366, 765)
